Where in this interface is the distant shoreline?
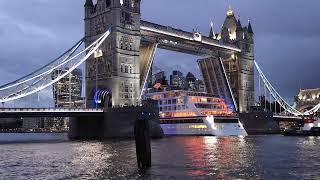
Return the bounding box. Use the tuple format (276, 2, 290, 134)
(0, 131, 68, 134)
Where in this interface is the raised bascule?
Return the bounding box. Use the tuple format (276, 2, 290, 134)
(84, 0, 254, 112)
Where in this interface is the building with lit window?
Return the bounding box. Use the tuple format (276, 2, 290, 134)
(186, 72, 196, 91)
(170, 70, 187, 90)
(195, 79, 206, 92)
(295, 88, 320, 114)
(152, 71, 168, 86)
(46, 68, 84, 130)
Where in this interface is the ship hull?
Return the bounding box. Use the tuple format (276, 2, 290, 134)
(160, 117, 247, 136)
(239, 111, 280, 135)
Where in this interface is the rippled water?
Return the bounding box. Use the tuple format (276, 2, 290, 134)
(0, 134, 320, 179)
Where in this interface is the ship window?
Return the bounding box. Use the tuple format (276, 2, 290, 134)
(173, 99, 177, 104)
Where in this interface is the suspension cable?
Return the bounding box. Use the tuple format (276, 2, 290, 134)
(0, 27, 112, 103)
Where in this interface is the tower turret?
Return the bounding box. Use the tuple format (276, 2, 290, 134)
(84, 0, 94, 18)
(84, 0, 93, 7)
(236, 18, 243, 41)
(245, 19, 254, 45)
(209, 22, 216, 39)
(247, 19, 254, 34)
(219, 6, 255, 112)
(221, 5, 237, 42)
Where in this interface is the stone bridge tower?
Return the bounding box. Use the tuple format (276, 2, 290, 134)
(220, 7, 255, 112)
(84, 0, 141, 107)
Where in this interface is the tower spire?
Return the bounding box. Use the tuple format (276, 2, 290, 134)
(227, 5, 234, 16)
(209, 21, 216, 39)
(236, 15, 243, 31)
(84, 0, 94, 7)
(247, 18, 254, 34)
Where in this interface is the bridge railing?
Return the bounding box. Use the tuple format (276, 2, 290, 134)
(141, 20, 193, 39)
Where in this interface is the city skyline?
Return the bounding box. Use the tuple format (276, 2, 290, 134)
(0, 0, 319, 101)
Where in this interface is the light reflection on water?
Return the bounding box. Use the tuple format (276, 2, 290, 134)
(0, 134, 320, 179)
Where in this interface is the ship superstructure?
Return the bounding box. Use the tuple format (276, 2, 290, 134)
(145, 89, 247, 136)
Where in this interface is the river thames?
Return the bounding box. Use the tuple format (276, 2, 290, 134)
(0, 134, 319, 179)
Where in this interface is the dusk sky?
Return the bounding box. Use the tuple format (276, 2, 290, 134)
(0, 0, 319, 102)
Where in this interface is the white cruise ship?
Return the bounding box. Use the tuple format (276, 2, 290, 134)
(145, 90, 248, 136)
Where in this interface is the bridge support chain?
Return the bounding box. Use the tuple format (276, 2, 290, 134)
(134, 118, 151, 168)
(254, 61, 303, 116)
(0, 28, 111, 104)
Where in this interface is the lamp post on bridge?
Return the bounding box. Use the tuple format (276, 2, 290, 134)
(94, 49, 103, 109)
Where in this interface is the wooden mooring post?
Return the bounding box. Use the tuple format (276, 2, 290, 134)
(134, 118, 151, 168)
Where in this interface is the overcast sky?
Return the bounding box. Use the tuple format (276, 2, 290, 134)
(0, 0, 319, 102)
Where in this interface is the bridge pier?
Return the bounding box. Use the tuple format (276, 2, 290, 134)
(68, 105, 163, 139)
(68, 116, 104, 140)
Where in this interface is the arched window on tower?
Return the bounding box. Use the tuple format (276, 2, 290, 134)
(107, 63, 111, 75)
(106, 0, 111, 7)
(120, 40, 123, 49)
(124, 0, 130, 7)
(120, 64, 124, 73)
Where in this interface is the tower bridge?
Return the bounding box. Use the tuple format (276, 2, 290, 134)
(84, 0, 254, 112)
(0, 0, 318, 125)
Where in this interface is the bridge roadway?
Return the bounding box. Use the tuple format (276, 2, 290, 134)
(0, 108, 306, 122)
(0, 108, 104, 118)
(140, 20, 241, 56)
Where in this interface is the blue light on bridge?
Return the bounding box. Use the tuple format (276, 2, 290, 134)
(94, 89, 111, 105)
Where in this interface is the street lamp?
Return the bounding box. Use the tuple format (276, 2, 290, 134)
(94, 49, 103, 108)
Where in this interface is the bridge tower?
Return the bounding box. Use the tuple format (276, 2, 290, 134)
(84, 0, 141, 107)
(220, 7, 255, 112)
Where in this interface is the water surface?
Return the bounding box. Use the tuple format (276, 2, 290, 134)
(0, 134, 319, 179)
